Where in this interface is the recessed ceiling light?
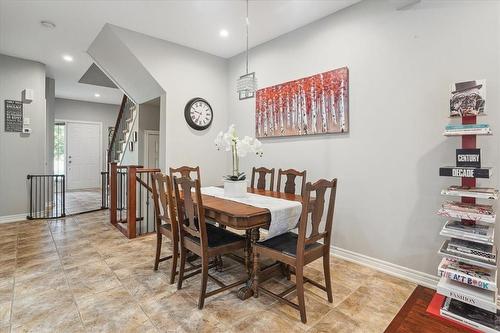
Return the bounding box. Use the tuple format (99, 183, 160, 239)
(40, 20, 56, 29)
(94, 93, 100, 98)
(62, 54, 73, 62)
(219, 29, 229, 38)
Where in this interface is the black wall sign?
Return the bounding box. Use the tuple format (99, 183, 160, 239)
(456, 148, 481, 168)
(4, 100, 23, 132)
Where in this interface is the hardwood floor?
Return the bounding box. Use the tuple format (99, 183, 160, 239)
(385, 285, 471, 333)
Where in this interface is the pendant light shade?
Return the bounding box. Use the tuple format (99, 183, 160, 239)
(237, 0, 257, 100)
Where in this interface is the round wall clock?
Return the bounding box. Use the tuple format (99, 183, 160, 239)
(184, 97, 213, 131)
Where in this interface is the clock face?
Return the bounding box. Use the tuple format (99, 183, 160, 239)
(184, 98, 213, 130)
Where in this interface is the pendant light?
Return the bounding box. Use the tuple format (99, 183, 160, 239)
(236, 0, 257, 100)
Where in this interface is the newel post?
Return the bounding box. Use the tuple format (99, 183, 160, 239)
(127, 166, 137, 238)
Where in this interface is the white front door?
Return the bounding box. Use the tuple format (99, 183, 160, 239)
(66, 122, 101, 190)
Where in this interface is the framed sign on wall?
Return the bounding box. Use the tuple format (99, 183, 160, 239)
(4, 100, 23, 132)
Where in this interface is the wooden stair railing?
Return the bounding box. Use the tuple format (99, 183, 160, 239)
(110, 162, 161, 238)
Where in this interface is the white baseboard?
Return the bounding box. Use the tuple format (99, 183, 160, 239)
(0, 213, 27, 224)
(331, 245, 439, 289)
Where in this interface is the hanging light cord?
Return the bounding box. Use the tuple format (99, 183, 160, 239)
(245, 0, 249, 74)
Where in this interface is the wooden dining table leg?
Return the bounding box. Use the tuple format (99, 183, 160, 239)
(237, 227, 260, 300)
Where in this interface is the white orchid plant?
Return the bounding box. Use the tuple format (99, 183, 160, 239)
(215, 124, 263, 181)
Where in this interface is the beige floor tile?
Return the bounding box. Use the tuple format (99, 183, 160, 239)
(141, 291, 228, 333)
(77, 287, 151, 333)
(65, 260, 121, 300)
(308, 308, 366, 333)
(11, 288, 75, 325)
(230, 309, 305, 333)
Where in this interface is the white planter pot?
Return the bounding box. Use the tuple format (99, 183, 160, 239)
(224, 179, 247, 198)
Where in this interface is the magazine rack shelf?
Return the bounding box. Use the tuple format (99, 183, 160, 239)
(427, 80, 500, 332)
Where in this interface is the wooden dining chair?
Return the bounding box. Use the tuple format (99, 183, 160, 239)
(169, 165, 201, 183)
(151, 173, 179, 284)
(250, 167, 275, 191)
(173, 176, 248, 309)
(252, 178, 338, 323)
(277, 168, 307, 196)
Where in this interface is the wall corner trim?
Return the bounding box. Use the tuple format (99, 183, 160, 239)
(331, 245, 439, 289)
(0, 213, 27, 224)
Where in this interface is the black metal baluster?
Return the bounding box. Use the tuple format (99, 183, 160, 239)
(62, 175, 65, 216)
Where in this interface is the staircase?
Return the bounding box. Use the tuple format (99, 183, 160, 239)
(108, 95, 137, 164)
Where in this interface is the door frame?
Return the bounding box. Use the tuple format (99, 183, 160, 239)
(55, 119, 103, 189)
(143, 130, 160, 168)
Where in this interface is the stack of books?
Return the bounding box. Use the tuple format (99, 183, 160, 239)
(442, 186, 499, 200)
(438, 201, 496, 223)
(440, 220, 494, 245)
(433, 83, 500, 332)
(444, 124, 492, 136)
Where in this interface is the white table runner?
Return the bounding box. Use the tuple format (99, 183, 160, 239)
(201, 186, 302, 240)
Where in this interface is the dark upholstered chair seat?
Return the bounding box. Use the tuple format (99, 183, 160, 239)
(159, 223, 171, 232)
(257, 232, 321, 257)
(185, 223, 244, 248)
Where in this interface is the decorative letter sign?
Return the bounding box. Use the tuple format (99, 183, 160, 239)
(4, 100, 23, 132)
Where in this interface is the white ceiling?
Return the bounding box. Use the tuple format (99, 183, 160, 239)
(0, 0, 360, 105)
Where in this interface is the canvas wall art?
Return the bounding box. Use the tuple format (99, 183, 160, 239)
(255, 67, 349, 138)
(450, 80, 486, 117)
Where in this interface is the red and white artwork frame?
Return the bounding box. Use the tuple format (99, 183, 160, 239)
(255, 67, 349, 138)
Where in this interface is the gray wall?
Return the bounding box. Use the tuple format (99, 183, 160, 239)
(109, 25, 229, 185)
(137, 102, 160, 166)
(45, 77, 55, 174)
(0, 54, 47, 218)
(227, 0, 500, 277)
(54, 98, 119, 169)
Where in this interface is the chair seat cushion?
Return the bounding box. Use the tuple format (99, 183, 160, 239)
(159, 223, 171, 232)
(257, 232, 321, 257)
(186, 223, 244, 248)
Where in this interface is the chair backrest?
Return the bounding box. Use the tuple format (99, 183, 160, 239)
(169, 166, 201, 183)
(297, 178, 338, 256)
(151, 173, 178, 236)
(250, 167, 275, 191)
(173, 176, 208, 249)
(277, 168, 307, 196)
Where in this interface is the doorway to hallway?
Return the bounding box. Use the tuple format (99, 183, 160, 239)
(53, 120, 104, 215)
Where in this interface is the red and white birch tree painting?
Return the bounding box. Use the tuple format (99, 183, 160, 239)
(255, 67, 349, 138)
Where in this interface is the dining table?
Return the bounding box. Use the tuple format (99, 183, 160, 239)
(197, 187, 310, 300)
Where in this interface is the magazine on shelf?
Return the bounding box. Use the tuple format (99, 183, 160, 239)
(441, 220, 495, 245)
(441, 298, 500, 333)
(444, 128, 492, 136)
(449, 80, 486, 117)
(447, 238, 496, 263)
(439, 166, 492, 179)
(437, 276, 497, 312)
(441, 186, 499, 200)
(443, 202, 494, 215)
(438, 202, 496, 224)
(439, 240, 497, 270)
(438, 257, 497, 291)
(446, 124, 490, 130)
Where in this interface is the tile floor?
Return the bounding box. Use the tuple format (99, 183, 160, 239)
(65, 189, 103, 215)
(0, 210, 416, 332)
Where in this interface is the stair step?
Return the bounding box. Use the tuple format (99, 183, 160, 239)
(126, 117, 133, 123)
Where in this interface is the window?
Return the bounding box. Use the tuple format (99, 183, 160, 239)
(54, 123, 65, 175)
